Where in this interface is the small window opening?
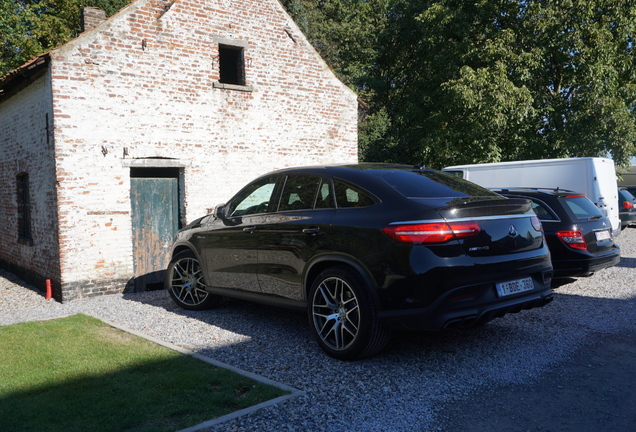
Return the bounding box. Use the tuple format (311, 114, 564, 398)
(218, 44, 245, 85)
(17, 173, 32, 243)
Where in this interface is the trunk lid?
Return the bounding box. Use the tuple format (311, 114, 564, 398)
(435, 198, 544, 256)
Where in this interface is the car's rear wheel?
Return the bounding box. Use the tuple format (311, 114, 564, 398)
(166, 250, 220, 310)
(308, 266, 390, 360)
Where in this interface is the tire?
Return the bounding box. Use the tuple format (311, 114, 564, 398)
(308, 266, 391, 360)
(166, 250, 220, 310)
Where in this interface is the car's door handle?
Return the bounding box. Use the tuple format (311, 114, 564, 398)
(243, 226, 256, 233)
(303, 227, 320, 235)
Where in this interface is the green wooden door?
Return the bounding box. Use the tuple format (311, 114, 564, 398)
(130, 177, 179, 291)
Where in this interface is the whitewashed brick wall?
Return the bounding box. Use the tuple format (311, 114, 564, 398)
(3, 0, 358, 301)
(0, 73, 61, 290)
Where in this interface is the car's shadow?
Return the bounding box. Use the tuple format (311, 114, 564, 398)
(116, 280, 636, 432)
(617, 256, 636, 268)
(549, 255, 636, 289)
(121, 283, 635, 376)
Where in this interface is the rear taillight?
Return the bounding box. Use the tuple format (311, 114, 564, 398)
(382, 222, 480, 244)
(622, 200, 633, 209)
(556, 230, 587, 251)
(530, 216, 543, 232)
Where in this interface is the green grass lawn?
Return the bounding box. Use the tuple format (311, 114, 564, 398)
(0, 314, 287, 432)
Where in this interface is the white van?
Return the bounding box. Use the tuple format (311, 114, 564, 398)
(444, 157, 621, 236)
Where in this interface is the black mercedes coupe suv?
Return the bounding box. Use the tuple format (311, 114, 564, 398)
(166, 164, 553, 360)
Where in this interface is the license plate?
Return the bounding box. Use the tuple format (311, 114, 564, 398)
(496, 277, 534, 297)
(595, 230, 611, 241)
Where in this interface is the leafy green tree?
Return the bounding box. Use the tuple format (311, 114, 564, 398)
(1, 0, 131, 76)
(283, 0, 636, 168)
(1, 1, 40, 74)
(411, 0, 636, 168)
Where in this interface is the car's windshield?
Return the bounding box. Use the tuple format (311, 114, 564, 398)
(380, 170, 503, 199)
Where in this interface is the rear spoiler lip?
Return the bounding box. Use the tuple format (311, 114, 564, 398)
(436, 198, 532, 218)
(386, 214, 535, 225)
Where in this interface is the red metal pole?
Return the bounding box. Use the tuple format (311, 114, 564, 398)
(45, 279, 52, 300)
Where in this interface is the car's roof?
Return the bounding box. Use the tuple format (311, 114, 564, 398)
(249, 163, 504, 206)
(262, 164, 437, 193)
(267, 163, 426, 176)
(492, 188, 582, 199)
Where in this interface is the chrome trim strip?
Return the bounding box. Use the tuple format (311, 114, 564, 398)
(388, 215, 532, 225)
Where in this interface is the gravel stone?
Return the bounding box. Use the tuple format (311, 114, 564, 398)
(2, 228, 635, 431)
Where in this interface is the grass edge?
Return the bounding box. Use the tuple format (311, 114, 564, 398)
(99, 315, 306, 432)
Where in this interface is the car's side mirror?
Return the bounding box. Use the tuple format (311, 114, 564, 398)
(213, 203, 226, 219)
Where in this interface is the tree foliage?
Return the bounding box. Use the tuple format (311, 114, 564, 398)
(283, 0, 636, 168)
(3, 0, 635, 167)
(1, 0, 131, 76)
(281, 0, 396, 161)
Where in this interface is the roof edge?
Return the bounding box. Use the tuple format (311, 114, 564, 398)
(0, 53, 51, 103)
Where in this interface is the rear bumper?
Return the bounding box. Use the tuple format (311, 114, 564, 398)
(378, 272, 553, 331)
(620, 212, 636, 227)
(552, 249, 621, 278)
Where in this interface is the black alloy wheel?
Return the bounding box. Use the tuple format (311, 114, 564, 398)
(166, 250, 220, 310)
(309, 266, 390, 360)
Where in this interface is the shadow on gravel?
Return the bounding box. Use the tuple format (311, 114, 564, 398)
(616, 256, 636, 268)
(436, 329, 636, 432)
(0, 270, 44, 295)
(551, 277, 577, 288)
(121, 287, 636, 369)
(119, 286, 635, 431)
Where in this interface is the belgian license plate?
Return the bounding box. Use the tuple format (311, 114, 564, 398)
(595, 230, 611, 241)
(496, 277, 534, 297)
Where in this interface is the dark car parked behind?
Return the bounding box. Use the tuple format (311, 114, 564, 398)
(623, 185, 636, 197)
(166, 165, 554, 360)
(618, 187, 636, 228)
(494, 188, 620, 278)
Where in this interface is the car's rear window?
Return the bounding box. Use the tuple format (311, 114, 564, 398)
(561, 196, 604, 221)
(619, 189, 635, 202)
(380, 170, 503, 198)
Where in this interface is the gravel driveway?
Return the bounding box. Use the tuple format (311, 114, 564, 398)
(2, 228, 635, 432)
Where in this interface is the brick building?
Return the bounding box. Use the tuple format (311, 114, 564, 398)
(0, 0, 358, 302)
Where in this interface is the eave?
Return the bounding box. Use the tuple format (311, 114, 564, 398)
(0, 53, 51, 104)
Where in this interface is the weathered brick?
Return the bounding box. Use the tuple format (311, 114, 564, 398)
(0, 0, 358, 302)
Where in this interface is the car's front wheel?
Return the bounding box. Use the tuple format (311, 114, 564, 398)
(166, 250, 220, 310)
(308, 266, 390, 360)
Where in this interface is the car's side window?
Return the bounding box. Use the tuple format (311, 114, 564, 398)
(228, 177, 278, 217)
(315, 178, 335, 209)
(278, 175, 322, 211)
(334, 180, 376, 208)
(531, 202, 557, 221)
